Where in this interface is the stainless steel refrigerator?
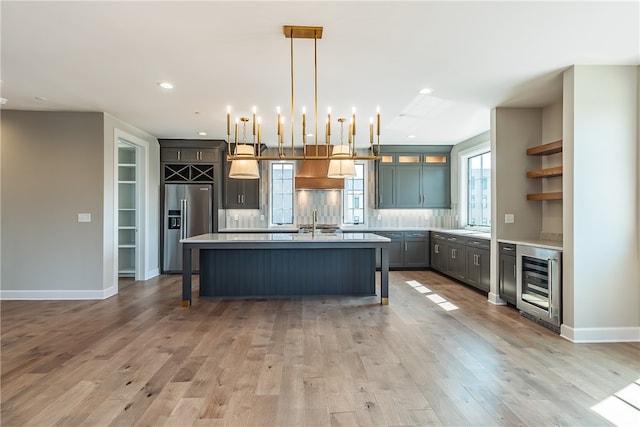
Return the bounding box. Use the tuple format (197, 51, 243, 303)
(163, 183, 214, 273)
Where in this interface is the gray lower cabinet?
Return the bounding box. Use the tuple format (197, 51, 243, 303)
(373, 231, 429, 269)
(430, 231, 490, 293)
(404, 231, 430, 267)
(444, 236, 466, 281)
(223, 160, 260, 209)
(465, 238, 490, 292)
(374, 231, 404, 268)
(499, 242, 517, 305)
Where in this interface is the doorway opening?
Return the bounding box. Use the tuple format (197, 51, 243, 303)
(116, 139, 144, 281)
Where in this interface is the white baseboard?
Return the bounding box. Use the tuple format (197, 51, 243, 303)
(488, 292, 507, 305)
(561, 324, 640, 343)
(144, 268, 160, 280)
(0, 286, 118, 300)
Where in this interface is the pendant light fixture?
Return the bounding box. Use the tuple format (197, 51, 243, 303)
(226, 25, 381, 179)
(327, 118, 356, 178)
(228, 117, 259, 179)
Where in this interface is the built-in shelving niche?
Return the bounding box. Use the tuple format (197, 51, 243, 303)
(526, 140, 563, 201)
(117, 143, 137, 277)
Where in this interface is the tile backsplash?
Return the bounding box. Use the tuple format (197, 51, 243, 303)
(220, 189, 457, 230)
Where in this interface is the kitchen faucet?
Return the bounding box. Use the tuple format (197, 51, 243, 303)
(312, 209, 318, 235)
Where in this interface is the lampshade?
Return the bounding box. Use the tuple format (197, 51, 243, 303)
(327, 145, 355, 178)
(229, 145, 259, 179)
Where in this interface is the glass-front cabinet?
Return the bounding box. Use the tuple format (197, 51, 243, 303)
(376, 146, 451, 209)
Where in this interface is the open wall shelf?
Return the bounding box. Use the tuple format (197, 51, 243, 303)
(526, 166, 563, 178)
(527, 192, 563, 201)
(526, 140, 562, 156)
(526, 140, 563, 200)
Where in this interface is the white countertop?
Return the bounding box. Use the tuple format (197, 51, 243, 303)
(182, 232, 390, 243)
(498, 238, 563, 250)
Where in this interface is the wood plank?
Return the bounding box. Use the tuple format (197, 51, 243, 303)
(527, 166, 563, 178)
(526, 140, 563, 155)
(527, 192, 563, 200)
(1, 273, 639, 426)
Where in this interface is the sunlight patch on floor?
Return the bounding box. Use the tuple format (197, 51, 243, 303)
(591, 379, 640, 426)
(405, 280, 458, 311)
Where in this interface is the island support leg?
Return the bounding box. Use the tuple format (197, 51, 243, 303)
(182, 245, 192, 307)
(381, 246, 389, 305)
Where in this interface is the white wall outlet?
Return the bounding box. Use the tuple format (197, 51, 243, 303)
(233, 215, 239, 221)
(504, 213, 515, 224)
(260, 214, 265, 221)
(377, 215, 382, 221)
(78, 213, 91, 223)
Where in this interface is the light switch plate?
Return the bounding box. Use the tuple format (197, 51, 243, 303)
(78, 213, 91, 223)
(504, 213, 515, 224)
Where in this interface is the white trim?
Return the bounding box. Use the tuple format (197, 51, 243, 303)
(1, 287, 117, 300)
(269, 161, 296, 226)
(458, 143, 491, 227)
(487, 292, 507, 305)
(113, 130, 152, 282)
(560, 324, 640, 343)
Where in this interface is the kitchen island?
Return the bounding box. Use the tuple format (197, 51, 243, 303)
(180, 232, 391, 306)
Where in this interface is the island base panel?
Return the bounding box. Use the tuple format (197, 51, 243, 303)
(199, 248, 376, 298)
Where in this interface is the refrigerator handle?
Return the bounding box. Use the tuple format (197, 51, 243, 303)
(180, 199, 188, 240)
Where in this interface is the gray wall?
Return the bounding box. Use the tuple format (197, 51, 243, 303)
(2, 111, 105, 293)
(493, 107, 543, 241)
(1, 110, 159, 298)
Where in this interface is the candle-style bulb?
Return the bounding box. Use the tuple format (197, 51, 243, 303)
(352, 107, 356, 136)
(369, 117, 374, 144)
(252, 106, 257, 136)
(234, 118, 239, 144)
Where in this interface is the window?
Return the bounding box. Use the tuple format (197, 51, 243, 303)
(343, 163, 365, 224)
(271, 163, 294, 225)
(468, 152, 491, 227)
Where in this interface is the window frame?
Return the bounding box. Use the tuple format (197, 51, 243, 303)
(458, 141, 491, 230)
(269, 161, 295, 226)
(342, 162, 367, 226)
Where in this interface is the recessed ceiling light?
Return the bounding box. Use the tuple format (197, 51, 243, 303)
(158, 82, 174, 89)
(198, 131, 207, 136)
(0, 97, 7, 105)
(419, 88, 432, 95)
(35, 96, 47, 101)
(408, 135, 416, 139)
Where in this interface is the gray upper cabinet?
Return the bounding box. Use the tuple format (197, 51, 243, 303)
(421, 164, 450, 208)
(223, 159, 260, 209)
(396, 165, 422, 207)
(161, 147, 218, 163)
(376, 146, 452, 209)
(377, 165, 395, 208)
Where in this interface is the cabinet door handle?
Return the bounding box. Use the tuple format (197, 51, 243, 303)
(452, 248, 456, 259)
(177, 150, 181, 161)
(435, 244, 439, 254)
(513, 264, 516, 278)
(405, 242, 408, 251)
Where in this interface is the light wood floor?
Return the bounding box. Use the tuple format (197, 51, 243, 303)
(1, 271, 638, 426)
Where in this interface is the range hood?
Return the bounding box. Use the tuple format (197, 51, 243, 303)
(294, 145, 345, 190)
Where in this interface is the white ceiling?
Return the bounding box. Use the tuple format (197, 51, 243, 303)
(1, 1, 638, 146)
